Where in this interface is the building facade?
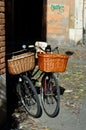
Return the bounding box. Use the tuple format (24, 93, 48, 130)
(47, 0, 86, 46)
(0, 0, 86, 75)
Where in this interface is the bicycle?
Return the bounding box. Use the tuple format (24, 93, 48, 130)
(28, 42, 69, 118)
(6, 47, 42, 118)
(6, 42, 69, 118)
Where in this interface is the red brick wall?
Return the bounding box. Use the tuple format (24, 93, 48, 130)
(0, 0, 5, 74)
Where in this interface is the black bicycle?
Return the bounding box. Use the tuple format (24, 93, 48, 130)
(6, 47, 42, 118)
(29, 43, 69, 118)
(6, 43, 69, 118)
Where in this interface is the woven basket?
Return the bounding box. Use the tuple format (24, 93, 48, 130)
(38, 53, 69, 72)
(7, 52, 35, 75)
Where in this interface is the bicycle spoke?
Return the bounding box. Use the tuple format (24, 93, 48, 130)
(41, 73, 60, 118)
(17, 75, 42, 118)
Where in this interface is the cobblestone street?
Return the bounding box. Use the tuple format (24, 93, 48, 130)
(58, 46, 86, 114)
(12, 46, 86, 130)
(0, 46, 86, 130)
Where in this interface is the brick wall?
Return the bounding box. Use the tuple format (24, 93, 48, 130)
(0, 0, 5, 75)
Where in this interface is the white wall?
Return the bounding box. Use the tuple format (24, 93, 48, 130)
(69, 0, 84, 45)
(75, 0, 83, 43)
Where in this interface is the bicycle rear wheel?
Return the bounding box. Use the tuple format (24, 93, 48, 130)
(41, 73, 60, 118)
(17, 75, 42, 118)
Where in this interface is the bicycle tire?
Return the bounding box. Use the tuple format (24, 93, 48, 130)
(17, 75, 42, 118)
(41, 73, 60, 118)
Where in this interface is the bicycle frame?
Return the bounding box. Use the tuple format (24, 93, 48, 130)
(27, 43, 59, 89)
(6, 42, 60, 118)
(29, 43, 60, 117)
(6, 47, 42, 118)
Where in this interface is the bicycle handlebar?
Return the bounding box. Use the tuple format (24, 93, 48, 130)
(6, 43, 59, 57)
(51, 46, 59, 53)
(6, 44, 36, 57)
(35, 45, 59, 53)
(35, 46, 45, 52)
(6, 49, 26, 56)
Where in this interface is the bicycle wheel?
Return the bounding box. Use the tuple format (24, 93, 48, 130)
(17, 75, 42, 118)
(41, 73, 60, 118)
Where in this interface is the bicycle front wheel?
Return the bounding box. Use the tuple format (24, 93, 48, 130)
(17, 75, 42, 118)
(41, 73, 60, 118)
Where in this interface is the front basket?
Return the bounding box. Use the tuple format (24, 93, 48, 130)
(38, 53, 69, 72)
(7, 52, 35, 75)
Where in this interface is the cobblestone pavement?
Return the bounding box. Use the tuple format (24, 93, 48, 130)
(59, 62, 86, 114)
(1, 46, 86, 130)
(59, 45, 86, 114)
(0, 74, 6, 129)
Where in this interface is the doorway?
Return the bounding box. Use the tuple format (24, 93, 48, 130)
(14, 0, 43, 43)
(5, 0, 46, 52)
(5, 0, 46, 124)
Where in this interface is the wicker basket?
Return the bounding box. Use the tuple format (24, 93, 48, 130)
(38, 53, 69, 72)
(7, 52, 35, 75)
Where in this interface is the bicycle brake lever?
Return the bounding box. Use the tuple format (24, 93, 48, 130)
(22, 44, 27, 49)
